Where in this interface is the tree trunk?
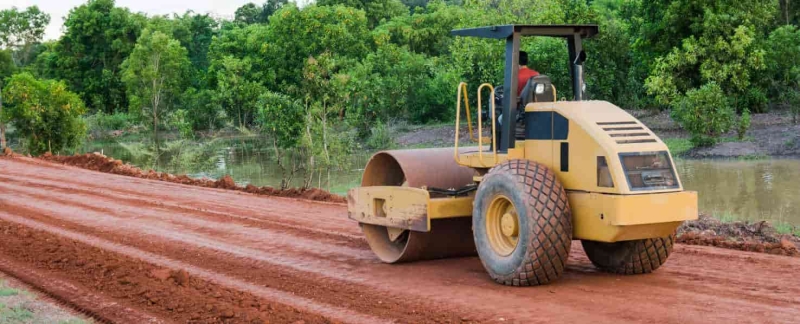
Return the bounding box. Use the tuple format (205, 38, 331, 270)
(304, 100, 315, 188)
(780, 0, 792, 24)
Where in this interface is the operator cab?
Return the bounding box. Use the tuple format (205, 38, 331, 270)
(451, 25, 598, 152)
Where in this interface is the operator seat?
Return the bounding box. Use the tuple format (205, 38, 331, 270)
(515, 75, 555, 139)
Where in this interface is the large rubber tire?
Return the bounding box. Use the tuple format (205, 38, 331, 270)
(473, 160, 572, 286)
(581, 235, 675, 275)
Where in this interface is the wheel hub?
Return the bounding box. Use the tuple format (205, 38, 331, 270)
(500, 212, 518, 237)
(486, 195, 520, 256)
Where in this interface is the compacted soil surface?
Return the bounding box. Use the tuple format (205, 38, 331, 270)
(1, 156, 799, 323)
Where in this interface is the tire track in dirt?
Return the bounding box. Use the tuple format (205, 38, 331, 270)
(0, 180, 371, 264)
(0, 183, 485, 322)
(2, 156, 800, 323)
(0, 161, 357, 237)
(0, 212, 386, 324)
(0, 172, 365, 246)
(0, 258, 164, 324)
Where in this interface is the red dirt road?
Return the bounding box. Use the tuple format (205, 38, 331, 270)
(1, 156, 799, 323)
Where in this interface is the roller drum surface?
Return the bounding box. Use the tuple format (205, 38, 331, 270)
(360, 148, 477, 263)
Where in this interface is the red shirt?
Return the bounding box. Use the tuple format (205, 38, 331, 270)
(517, 67, 540, 94)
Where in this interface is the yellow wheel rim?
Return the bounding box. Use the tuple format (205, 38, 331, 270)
(486, 194, 519, 256)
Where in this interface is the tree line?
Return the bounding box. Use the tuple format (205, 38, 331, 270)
(1, 0, 799, 159)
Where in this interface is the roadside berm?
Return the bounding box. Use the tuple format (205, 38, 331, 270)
(38, 151, 345, 203)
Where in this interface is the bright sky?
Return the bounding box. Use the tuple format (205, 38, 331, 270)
(0, 0, 310, 41)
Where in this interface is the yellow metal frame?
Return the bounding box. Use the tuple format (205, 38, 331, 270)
(454, 82, 500, 168)
(347, 186, 473, 232)
(570, 190, 698, 242)
(455, 82, 475, 143)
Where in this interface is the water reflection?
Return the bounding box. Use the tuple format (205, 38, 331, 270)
(677, 159, 800, 225)
(83, 137, 800, 225)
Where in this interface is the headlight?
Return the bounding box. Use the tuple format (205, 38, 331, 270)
(535, 83, 545, 94)
(619, 152, 678, 190)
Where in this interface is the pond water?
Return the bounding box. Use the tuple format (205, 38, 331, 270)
(82, 136, 800, 226)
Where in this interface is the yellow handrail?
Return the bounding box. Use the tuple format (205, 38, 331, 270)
(454, 82, 474, 163)
(477, 83, 497, 165)
(552, 85, 558, 103)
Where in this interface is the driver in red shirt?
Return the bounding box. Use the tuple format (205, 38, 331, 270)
(517, 51, 540, 95)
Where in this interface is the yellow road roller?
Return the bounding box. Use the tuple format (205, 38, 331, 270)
(347, 25, 698, 286)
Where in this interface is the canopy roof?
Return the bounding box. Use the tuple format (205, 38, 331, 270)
(451, 25, 599, 39)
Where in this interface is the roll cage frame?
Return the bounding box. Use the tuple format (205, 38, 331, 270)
(451, 24, 599, 152)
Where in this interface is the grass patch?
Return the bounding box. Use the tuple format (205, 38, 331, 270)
(0, 303, 34, 323)
(0, 288, 18, 297)
(59, 320, 89, 324)
(737, 154, 769, 161)
(328, 178, 361, 196)
(663, 138, 694, 157)
(720, 135, 755, 143)
(775, 223, 800, 237)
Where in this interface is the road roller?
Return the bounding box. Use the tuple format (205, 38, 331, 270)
(347, 25, 698, 286)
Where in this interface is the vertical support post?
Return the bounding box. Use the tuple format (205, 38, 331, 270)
(568, 34, 584, 101)
(501, 32, 520, 152)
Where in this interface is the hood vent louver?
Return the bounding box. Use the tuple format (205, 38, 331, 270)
(597, 121, 657, 144)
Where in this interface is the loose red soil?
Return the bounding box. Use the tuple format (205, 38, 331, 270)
(38, 151, 346, 203)
(677, 214, 800, 257)
(1, 155, 799, 323)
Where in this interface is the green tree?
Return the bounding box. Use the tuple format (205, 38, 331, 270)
(48, 0, 145, 113)
(0, 6, 50, 67)
(176, 12, 218, 81)
(257, 91, 304, 189)
(214, 56, 265, 128)
(1, 73, 87, 155)
(646, 25, 767, 112)
(207, 24, 272, 87)
(299, 53, 354, 188)
(121, 29, 190, 147)
(181, 88, 224, 131)
(235, 3, 263, 24)
(234, 0, 288, 25)
(373, 1, 465, 57)
(763, 25, 800, 123)
(263, 4, 370, 91)
(0, 50, 17, 149)
(346, 43, 428, 130)
(317, 0, 408, 29)
(670, 82, 735, 146)
(778, 0, 800, 25)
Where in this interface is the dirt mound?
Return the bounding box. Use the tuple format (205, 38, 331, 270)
(38, 152, 346, 204)
(3, 146, 20, 157)
(677, 214, 800, 257)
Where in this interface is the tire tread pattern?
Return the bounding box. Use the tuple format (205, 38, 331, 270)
(484, 160, 572, 286)
(583, 235, 675, 275)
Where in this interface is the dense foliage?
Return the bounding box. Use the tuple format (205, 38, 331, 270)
(121, 28, 191, 146)
(1, 0, 800, 156)
(1, 73, 86, 154)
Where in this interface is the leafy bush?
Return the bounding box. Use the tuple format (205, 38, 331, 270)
(1, 73, 87, 155)
(366, 120, 395, 149)
(737, 109, 751, 140)
(257, 91, 304, 148)
(170, 109, 193, 139)
(181, 88, 225, 131)
(670, 82, 735, 147)
(85, 111, 136, 132)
